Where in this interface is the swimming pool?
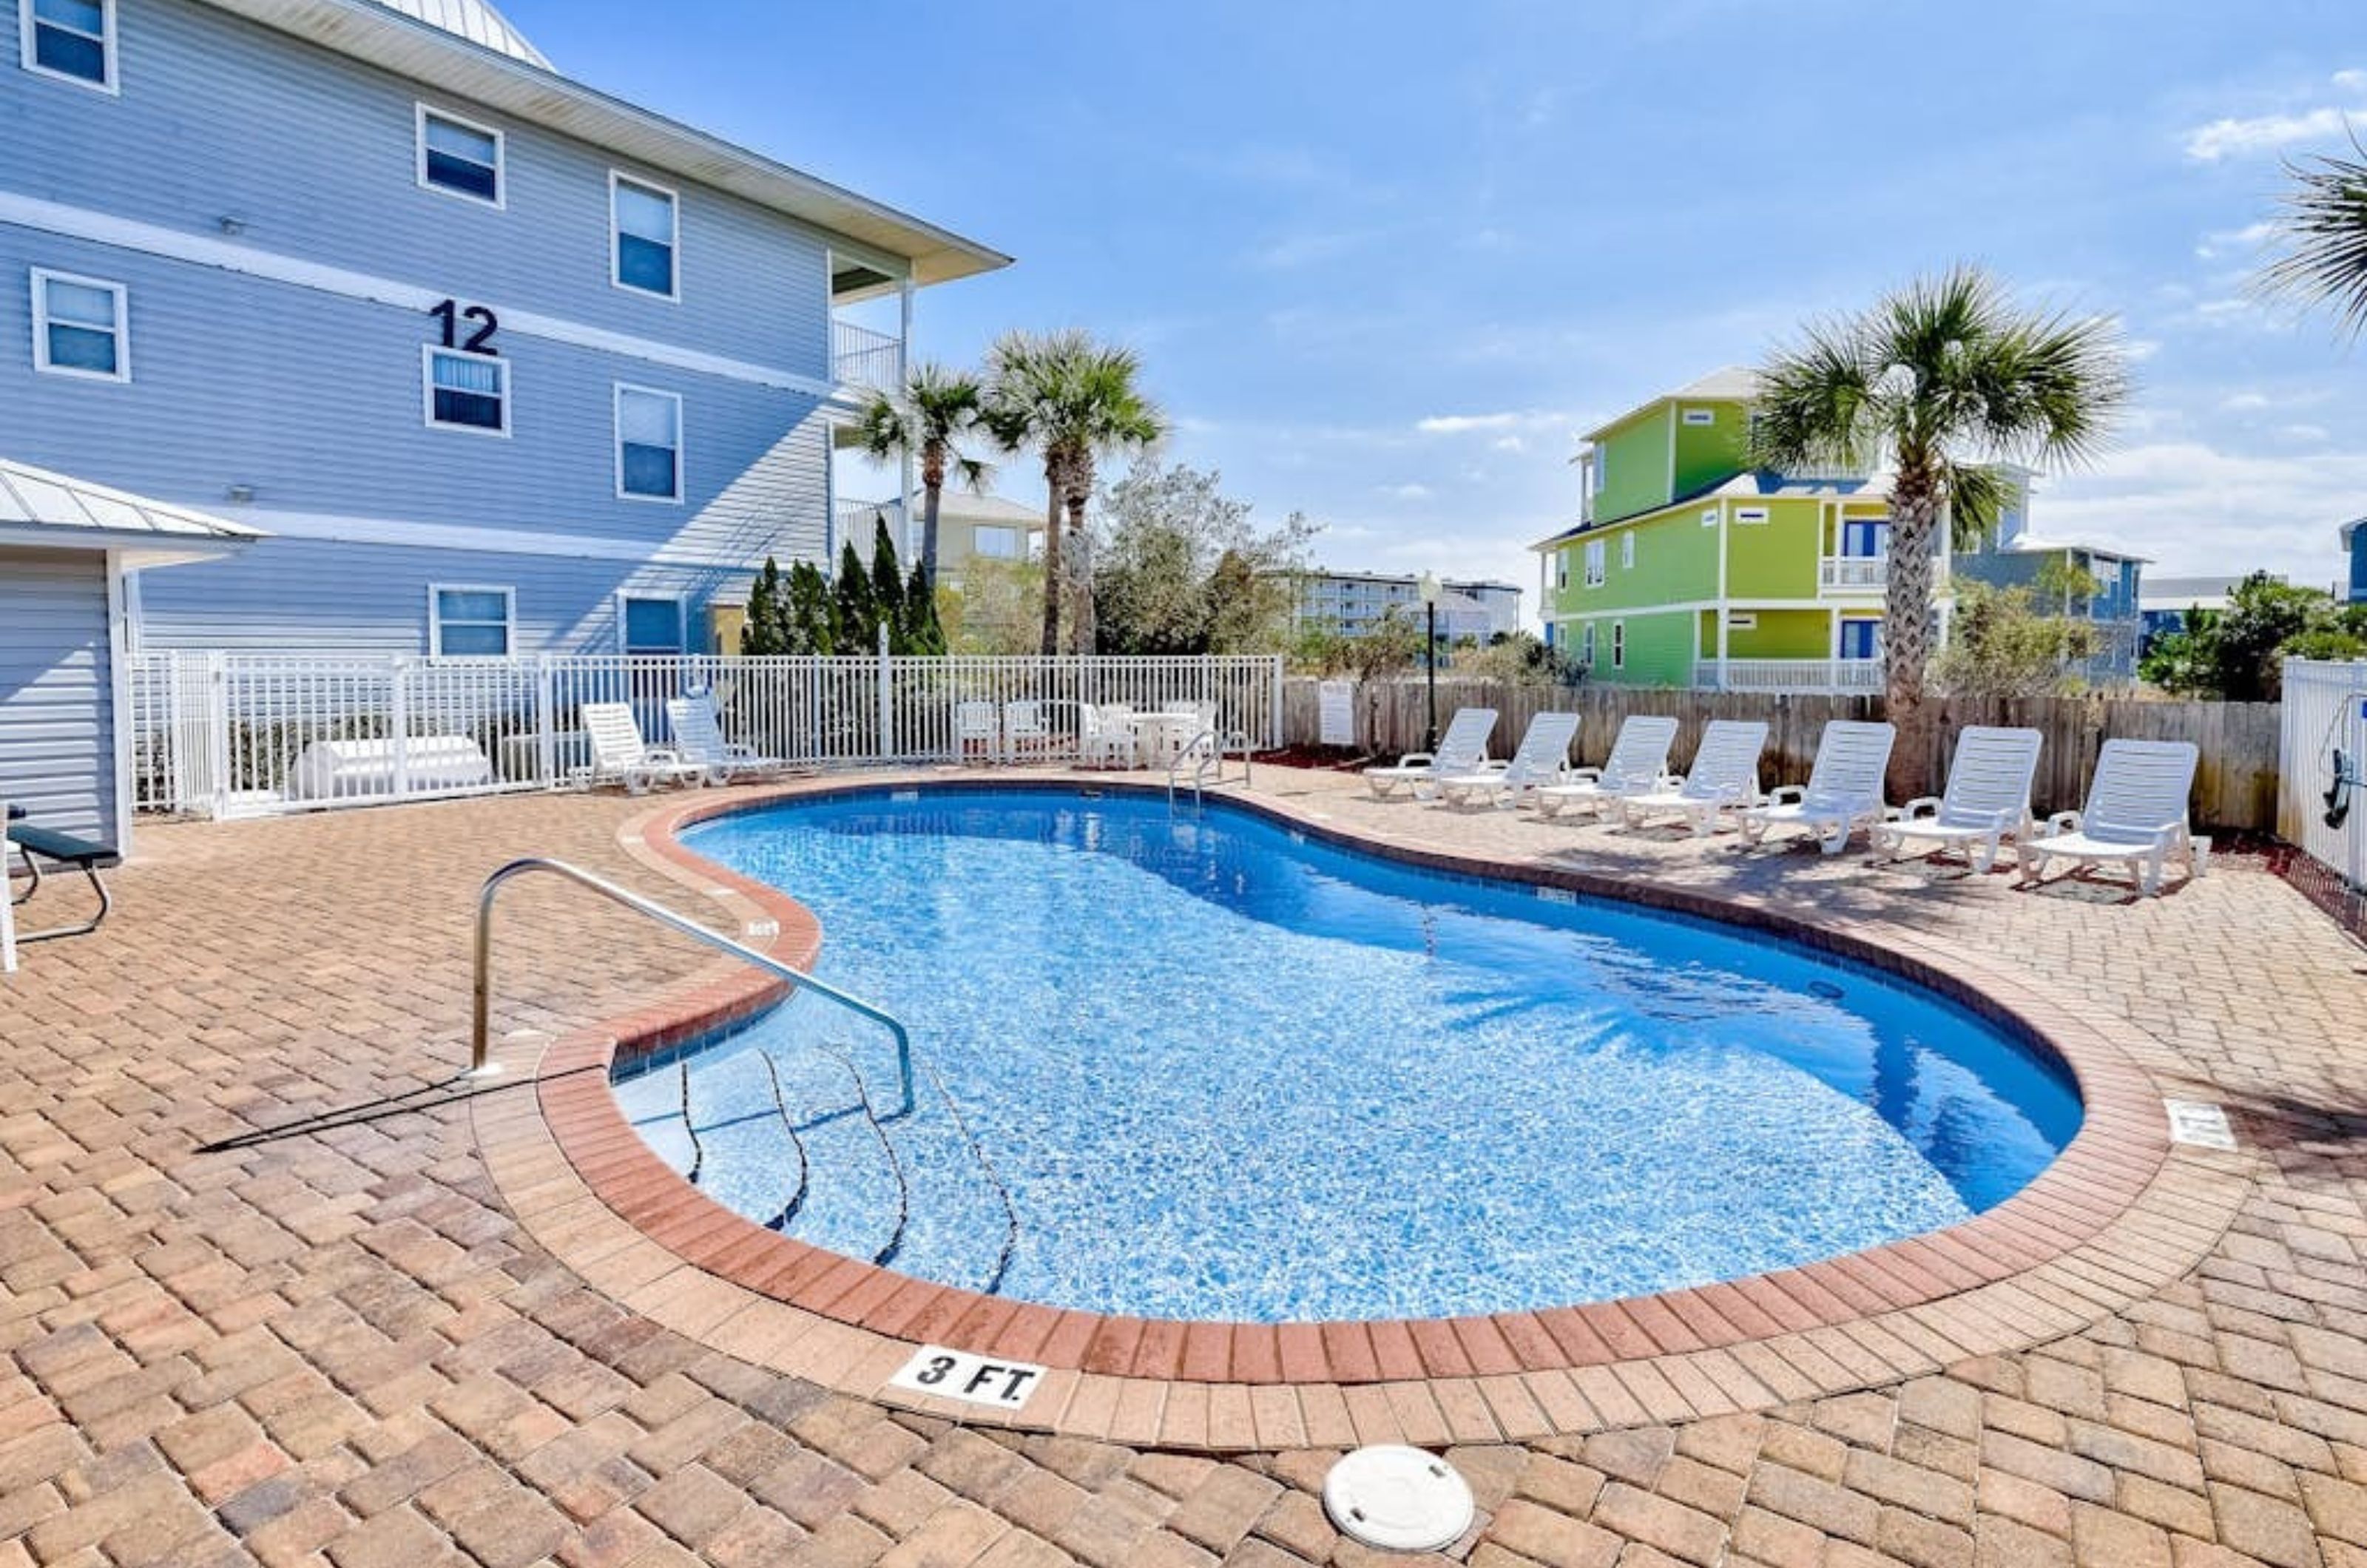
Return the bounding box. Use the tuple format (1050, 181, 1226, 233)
(612, 787, 2082, 1323)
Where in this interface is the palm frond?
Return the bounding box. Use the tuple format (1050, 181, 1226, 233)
(2259, 132, 2367, 337)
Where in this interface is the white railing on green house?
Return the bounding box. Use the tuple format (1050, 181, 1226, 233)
(1692, 659, 1887, 695)
(126, 652, 1286, 819)
(1818, 556, 1888, 591)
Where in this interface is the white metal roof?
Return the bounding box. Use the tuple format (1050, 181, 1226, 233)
(370, 0, 546, 66)
(195, 0, 1010, 287)
(0, 457, 263, 566)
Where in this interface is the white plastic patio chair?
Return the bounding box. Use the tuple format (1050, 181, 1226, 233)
(578, 702, 709, 794)
(955, 701, 1001, 765)
(1615, 720, 1770, 836)
(1872, 726, 2042, 873)
(1536, 715, 1680, 822)
(1081, 705, 1139, 769)
(665, 694, 780, 783)
(1741, 720, 1897, 854)
(1002, 701, 1053, 761)
(1434, 711, 1581, 808)
(2019, 739, 2209, 896)
(1365, 708, 1498, 799)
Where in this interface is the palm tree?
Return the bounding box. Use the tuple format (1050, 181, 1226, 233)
(851, 361, 991, 590)
(1749, 268, 2126, 794)
(2260, 135, 2367, 335)
(985, 330, 1166, 655)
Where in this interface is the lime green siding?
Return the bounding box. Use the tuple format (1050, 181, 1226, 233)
(1726, 609, 1831, 658)
(1591, 410, 1672, 524)
(1724, 498, 1823, 600)
(1672, 399, 1750, 500)
(1564, 608, 1696, 687)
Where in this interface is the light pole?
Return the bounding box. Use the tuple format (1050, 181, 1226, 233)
(1418, 571, 1441, 752)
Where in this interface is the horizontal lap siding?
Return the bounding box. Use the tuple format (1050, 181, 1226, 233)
(0, 549, 115, 843)
(2, 0, 840, 654)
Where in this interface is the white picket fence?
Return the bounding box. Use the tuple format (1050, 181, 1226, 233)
(128, 652, 1285, 819)
(2280, 658, 2367, 891)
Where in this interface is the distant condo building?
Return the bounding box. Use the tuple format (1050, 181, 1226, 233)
(1297, 570, 1524, 643)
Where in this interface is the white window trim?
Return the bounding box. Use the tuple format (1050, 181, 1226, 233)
(1735, 506, 1770, 524)
(612, 382, 683, 503)
(1726, 612, 1758, 630)
(1621, 533, 1635, 570)
(1583, 538, 1606, 588)
(609, 170, 681, 303)
(615, 590, 688, 655)
(18, 0, 116, 94)
(972, 524, 1022, 561)
(1681, 408, 1715, 426)
(1839, 615, 1883, 660)
(30, 266, 129, 382)
(420, 343, 510, 437)
(427, 582, 516, 658)
(1611, 621, 1626, 670)
(1580, 624, 1596, 664)
(415, 102, 505, 210)
(1590, 451, 1606, 495)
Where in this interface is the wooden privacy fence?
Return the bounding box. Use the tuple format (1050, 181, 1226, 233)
(1283, 677, 2285, 832)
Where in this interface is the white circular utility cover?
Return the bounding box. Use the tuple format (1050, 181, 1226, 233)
(1323, 1444, 1476, 1553)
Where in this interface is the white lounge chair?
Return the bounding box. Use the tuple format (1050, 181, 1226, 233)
(578, 702, 709, 794)
(2020, 739, 2209, 896)
(666, 694, 781, 783)
(1741, 720, 1897, 854)
(1872, 726, 2042, 873)
(955, 701, 1001, 765)
(1434, 711, 1581, 808)
(1536, 716, 1680, 821)
(1365, 708, 1498, 799)
(1615, 720, 1770, 836)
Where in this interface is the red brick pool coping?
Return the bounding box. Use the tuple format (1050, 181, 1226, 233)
(470, 771, 2251, 1450)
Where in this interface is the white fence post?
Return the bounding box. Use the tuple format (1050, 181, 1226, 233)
(536, 654, 558, 787)
(204, 652, 230, 820)
(876, 624, 894, 760)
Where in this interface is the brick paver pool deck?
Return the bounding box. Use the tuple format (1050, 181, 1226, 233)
(4, 766, 2363, 1567)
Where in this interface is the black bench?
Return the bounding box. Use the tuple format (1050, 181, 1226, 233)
(7, 810, 118, 944)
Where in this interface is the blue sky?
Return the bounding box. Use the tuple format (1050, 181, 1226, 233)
(511, 0, 2365, 620)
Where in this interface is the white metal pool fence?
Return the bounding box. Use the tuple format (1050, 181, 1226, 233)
(128, 652, 1284, 818)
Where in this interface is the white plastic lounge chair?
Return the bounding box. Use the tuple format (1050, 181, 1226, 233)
(955, 701, 1001, 764)
(1002, 701, 1053, 760)
(666, 694, 781, 783)
(1434, 711, 1581, 808)
(1536, 716, 1681, 821)
(2020, 739, 2209, 896)
(1615, 720, 1770, 836)
(1741, 720, 1897, 854)
(1872, 726, 2042, 873)
(578, 702, 708, 794)
(1365, 708, 1498, 799)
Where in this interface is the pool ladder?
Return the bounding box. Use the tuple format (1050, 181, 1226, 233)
(475, 856, 1020, 1292)
(1167, 728, 1255, 809)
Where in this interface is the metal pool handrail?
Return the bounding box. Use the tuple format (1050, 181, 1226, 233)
(470, 856, 914, 1114)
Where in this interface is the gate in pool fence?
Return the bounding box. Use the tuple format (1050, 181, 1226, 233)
(127, 652, 1286, 818)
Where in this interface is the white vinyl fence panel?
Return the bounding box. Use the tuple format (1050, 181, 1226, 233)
(2280, 658, 2367, 890)
(128, 652, 1284, 818)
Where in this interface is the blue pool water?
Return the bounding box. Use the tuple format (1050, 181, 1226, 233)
(614, 788, 2081, 1322)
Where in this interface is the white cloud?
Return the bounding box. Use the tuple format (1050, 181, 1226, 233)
(2124, 338, 2163, 362)
(2221, 391, 2273, 411)
(2282, 424, 2331, 443)
(2195, 221, 2276, 260)
(2042, 440, 2365, 580)
(2183, 105, 2353, 162)
(1414, 409, 1572, 436)
(1376, 482, 1434, 501)
(2336, 69, 2367, 92)
(1490, 436, 1527, 453)
(1247, 230, 1372, 270)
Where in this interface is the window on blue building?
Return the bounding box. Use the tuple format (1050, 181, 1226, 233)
(22, 0, 112, 90)
(615, 385, 682, 501)
(430, 586, 515, 657)
(424, 348, 507, 433)
(419, 107, 502, 205)
(612, 176, 678, 298)
(621, 595, 685, 655)
(30, 270, 127, 380)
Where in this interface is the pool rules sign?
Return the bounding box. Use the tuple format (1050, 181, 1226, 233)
(887, 1345, 1047, 1411)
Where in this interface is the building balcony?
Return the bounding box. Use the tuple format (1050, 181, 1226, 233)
(1820, 555, 1888, 592)
(834, 496, 912, 561)
(831, 320, 905, 393)
(1692, 658, 1885, 694)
